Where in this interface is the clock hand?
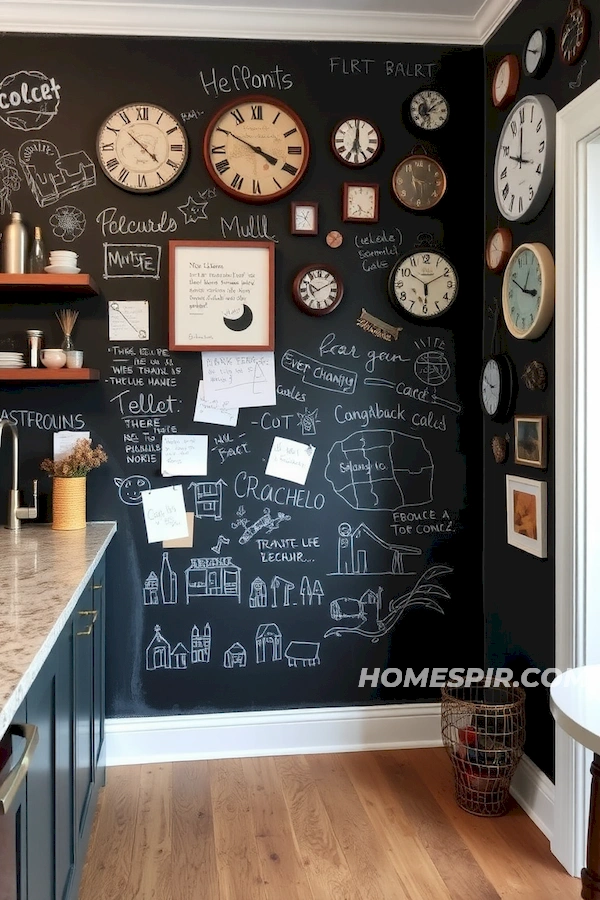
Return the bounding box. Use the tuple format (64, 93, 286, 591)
(511, 276, 526, 292)
(518, 126, 523, 170)
(216, 127, 278, 166)
(524, 270, 530, 291)
(511, 276, 538, 297)
(128, 132, 159, 163)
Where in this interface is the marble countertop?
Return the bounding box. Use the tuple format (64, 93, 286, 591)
(0, 522, 117, 739)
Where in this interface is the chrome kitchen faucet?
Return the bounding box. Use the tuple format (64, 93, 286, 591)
(0, 418, 38, 530)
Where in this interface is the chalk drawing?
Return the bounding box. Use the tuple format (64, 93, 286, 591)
(143, 571, 159, 605)
(297, 408, 319, 436)
(0, 71, 61, 130)
(188, 479, 226, 520)
(185, 557, 241, 604)
(146, 625, 171, 670)
(211, 535, 230, 554)
(224, 642, 247, 668)
(114, 474, 151, 505)
(414, 349, 451, 386)
(364, 376, 460, 413)
(171, 642, 189, 669)
(330, 596, 367, 624)
(178, 193, 209, 224)
(238, 507, 291, 545)
(249, 576, 268, 608)
(300, 577, 324, 606)
(570, 59, 587, 90)
(285, 642, 321, 667)
(281, 348, 358, 395)
(256, 623, 283, 663)
(324, 564, 452, 642)
(160, 552, 178, 604)
(103, 243, 162, 279)
(271, 575, 295, 607)
(146, 623, 212, 670)
(19, 139, 96, 207)
(49, 205, 85, 242)
(331, 521, 421, 576)
(190, 623, 211, 663)
(0, 150, 21, 213)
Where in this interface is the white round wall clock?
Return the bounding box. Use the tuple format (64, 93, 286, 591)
(493, 94, 557, 223)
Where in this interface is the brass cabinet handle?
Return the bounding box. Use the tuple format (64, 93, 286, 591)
(0, 723, 39, 814)
(77, 609, 98, 636)
(93, 584, 103, 590)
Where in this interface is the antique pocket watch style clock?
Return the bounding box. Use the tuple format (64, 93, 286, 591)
(96, 102, 188, 193)
(559, 0, 590, 65)
(388, 248, 458, 320)
(408, 89, 449, 131)
(292, 264, 344, 316)
(203, 95, 310, 202)
(480, 354, 516, 421)
(502, 242, 555, 339)
(342, 183, 379, 223)
(486, 227, 513, 274)
(392, 151, 447, 212)
(331, 117, 382, 167)
(491, 54, 520, 109)
(291, 202, 318, 234)
(523, 28, 553, 78)
(493, 94, 556, 223)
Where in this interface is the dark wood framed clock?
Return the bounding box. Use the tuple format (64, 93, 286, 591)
(203, 95, 310, 203)
(330, 116, 382, 167)
(559, 0, 590, 65)
(391, 150, 447, 212)
(292, 264, 343, 316)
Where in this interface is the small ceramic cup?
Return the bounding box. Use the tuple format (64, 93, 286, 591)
(40, 348, 67, 369)
(65, 350, 84, 369)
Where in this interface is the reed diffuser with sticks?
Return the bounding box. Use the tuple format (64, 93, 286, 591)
(55, 308, 79, 352)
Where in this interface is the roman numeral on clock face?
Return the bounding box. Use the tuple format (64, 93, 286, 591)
(282, 162, 298, 176)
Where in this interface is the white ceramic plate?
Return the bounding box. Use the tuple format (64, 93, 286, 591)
(44, 265, 81, 274)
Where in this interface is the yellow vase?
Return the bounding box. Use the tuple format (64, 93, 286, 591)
(52, 476, 87, 531)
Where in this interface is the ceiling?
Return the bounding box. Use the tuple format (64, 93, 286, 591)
(0, 0, 520, 44)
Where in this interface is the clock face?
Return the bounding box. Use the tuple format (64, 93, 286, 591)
(409, 90, 449, 131)
(331, 117, 381, 167)
(480, 354, 515, 420)
(486, 227, 512, 273)
(96, 103, 188, 193)
(392, 155, 446, 211)
(492, 55, 520, 108)
(291, 202, 318, 234)
(292, 265, 343, 317)
(388, 250, 458, 320)
(523, 28, 550, 77)
(494, 94, 557, 222)
(343, 183, 379, 222)
(502, 242, 555, 339)
(560, 3, 589, 64)
(481, 358, 501, 416)
(203, 95, 309, 203)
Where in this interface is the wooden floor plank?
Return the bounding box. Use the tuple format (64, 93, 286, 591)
(276, 754, 367, 900)
(171, 760, 220, 900)
(126, 763, 173, 900)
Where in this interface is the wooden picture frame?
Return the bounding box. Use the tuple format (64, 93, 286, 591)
(290, 202, 318, 235)
(514, 414, 547, 468)
(506, 474, 547, 558)
(168, 240, 274, 351)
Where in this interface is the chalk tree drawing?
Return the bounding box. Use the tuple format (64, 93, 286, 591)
(0, 150, 21, 213)
(114, 474, 151, 505)
(143, 571, 159, 605)
(271, 575, 294, 607)
(256, 623, 283, 663)
(191, 623, 211, 663)
(185, 557, 241, 603)
(331, 522, 421, 576)
(160, 552, 178, 604)
(19, 139, 96, 207)
(146, 623, 211, 670)
(224, 642, 247, 668)
(211, 535, 230, 554)
(285, 641, 321, 667)
(249, 576, 268, 608)
(324, 564, 452, 642)
(49, 205, 86, 242)
(300, 577, 324, 606)
(237, 507, 291, 545)
(297, 408, 319, 436)
(188, 480, 226, 520)
(325, 429, 434, 511)
(178, 193, 209, 224)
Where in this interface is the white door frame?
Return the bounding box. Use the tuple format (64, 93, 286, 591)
(554, 78, 600, 875)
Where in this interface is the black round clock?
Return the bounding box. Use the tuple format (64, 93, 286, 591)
(480, 354, 516, 421)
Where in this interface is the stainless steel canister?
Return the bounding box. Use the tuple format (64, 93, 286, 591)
(26, 330, 43, 368)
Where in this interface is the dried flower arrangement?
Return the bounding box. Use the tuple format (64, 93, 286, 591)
(41, 437, 107, 478)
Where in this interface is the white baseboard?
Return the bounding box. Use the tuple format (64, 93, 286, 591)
(105, 702, 443, 766)
(510, 753, 555, 841)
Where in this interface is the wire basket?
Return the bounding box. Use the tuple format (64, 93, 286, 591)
(441, 682, 526, 816)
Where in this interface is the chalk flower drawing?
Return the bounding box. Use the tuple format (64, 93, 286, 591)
(324, 564, 452, 642)
(50, 205, 86, 242)
(0, 149, 21, 213)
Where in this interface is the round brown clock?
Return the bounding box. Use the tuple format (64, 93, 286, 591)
(491, 54, 520, 109)
(203, 95, 310, 203)
(559, 0, 590, 65)
(292, 264, 343, 316)
(392, 151, 447, 211)
(486, 227, 512, 273)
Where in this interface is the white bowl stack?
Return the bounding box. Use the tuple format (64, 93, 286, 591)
(45, 250, 80, 274)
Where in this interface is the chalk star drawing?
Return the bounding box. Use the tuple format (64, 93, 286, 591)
(178, 194, 209, 224)
(324, 564, 452, 643)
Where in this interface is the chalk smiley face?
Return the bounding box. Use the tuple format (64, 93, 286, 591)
(114, 474, 151, 505)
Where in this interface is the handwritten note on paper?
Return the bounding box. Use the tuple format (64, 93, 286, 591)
(141, 484, 189, 544)
(53, 431, 90, 462)
(161, 435, 208, 477)
(194, 380, 239, 427)
(202, 351, 276, 408)
(265, 437, 315, 486)
(108, 300, 150, 341)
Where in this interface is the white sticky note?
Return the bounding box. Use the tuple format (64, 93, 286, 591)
(161, 435, 208, 477)
(141, 484, 189, 544)
(265, 437, 315, 486)
(193, 380, 239, 427)
(108, 300, 150, 341)
(202, 351, 276, 408)
(53, 431, 90, 462)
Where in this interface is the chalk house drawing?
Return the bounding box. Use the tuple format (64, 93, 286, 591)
(249, 577, 268, 608)
(114, 474, 151, 505)
(224, 642, 247, 668)
(256, 624, 283, 663)
(185, 557, 241, 604)
(300, 577, 324, 606)
(271, 575, 294, 607)
(49, 204, 86, 242)
(285, 642, 321, 667)
(191, 623, 211, 663)
(146, 623, 211, 670)
(330, 587, 382, 629)
(19, 139, 96, 207)
(0, 150, 21, 213)
(324, 564, 452, 642)
(188, 480, 226, 520)
(143, 571, 159, 605)
(325, 429, 434, 511)
(331, 522, 421, 576)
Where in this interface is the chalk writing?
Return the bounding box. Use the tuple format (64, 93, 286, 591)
(220, 214, 278, 242)
(19, 139, 95, 206)
(256, 536, 318, 564)
(180, 109, 204, 122)
(0, 409, 85, 431)
(334, 402, 407, 428)
(391, 507, 456, 537)
(281, 348, 358, 395)
(96, 207, 177, 236)
(103, 243, 162, 279)
(235, 471, 325, 510)
(199, 64, 293, 98)
(354, 227, 402, 272)
(0, 70, 60, 130)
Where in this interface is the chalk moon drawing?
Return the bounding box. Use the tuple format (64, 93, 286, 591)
(114, 474, 151, 505)
(223, 304, 253, 332)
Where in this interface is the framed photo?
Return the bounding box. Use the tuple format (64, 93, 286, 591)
(506, 474, 547, 558)
(291, 202, 318, 235)
(514, 414, 547, 468)
(168, 240, 274, 351)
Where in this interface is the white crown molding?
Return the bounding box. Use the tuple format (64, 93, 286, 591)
(0, 0, 519, 44)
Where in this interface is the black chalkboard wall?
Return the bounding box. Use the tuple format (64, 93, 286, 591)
(0, 34, 485, 717)
(485, 3, 599, 779)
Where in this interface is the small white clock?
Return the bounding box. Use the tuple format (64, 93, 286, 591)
(493, 94, 557, 222)
(331, 117, 382, 167)
(291, 202, 318, 235)
(342, 183, 379, 223)
(502, 242, 555, 339)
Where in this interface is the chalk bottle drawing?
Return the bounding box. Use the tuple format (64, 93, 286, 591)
(160, 552, 177, 604)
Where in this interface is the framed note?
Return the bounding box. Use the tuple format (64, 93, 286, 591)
(169, 240, 274, 351)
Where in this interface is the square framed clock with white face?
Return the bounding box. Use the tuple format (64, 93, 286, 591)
(342, 183, 379, 223)
(291, 202, 318, 235)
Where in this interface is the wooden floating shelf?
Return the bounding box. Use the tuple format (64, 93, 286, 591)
(0, 368, 99, 382)
(0, 274, 99, 295)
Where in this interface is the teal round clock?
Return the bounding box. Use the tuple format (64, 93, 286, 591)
(502, 242, 555, 339)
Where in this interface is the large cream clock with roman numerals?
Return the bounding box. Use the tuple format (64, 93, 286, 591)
(96, 102, 188, 193)
(493, 94, 556, 222)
